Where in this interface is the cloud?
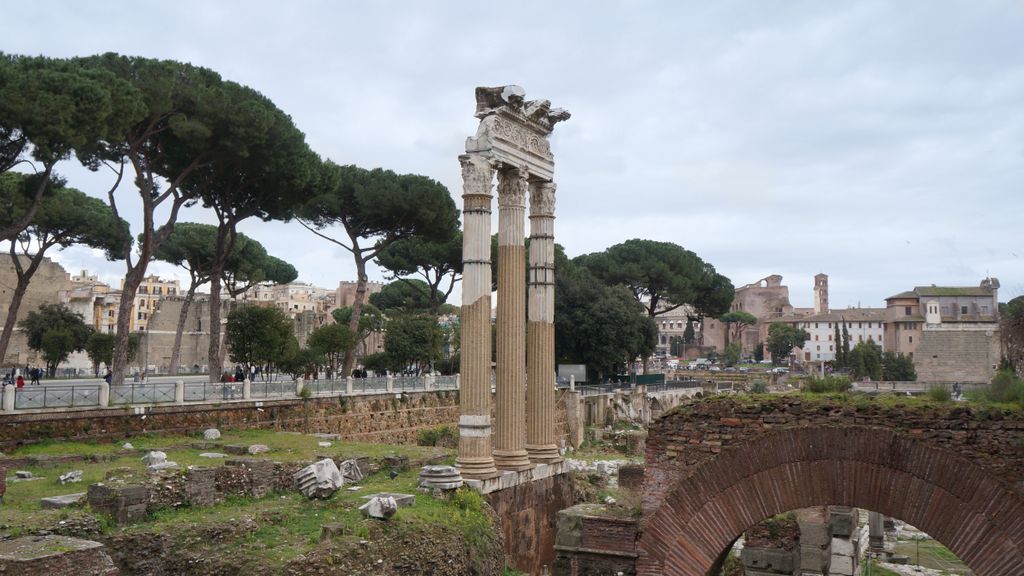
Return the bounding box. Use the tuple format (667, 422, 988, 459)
(4, 0, 1023, 311)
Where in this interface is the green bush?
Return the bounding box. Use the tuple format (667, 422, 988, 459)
(987, 370, 1024, 404)
(417, 425, 458, 448)
(927, 385, 951, 402)
(802, 375, 852, 394)
(749, 380, 768, 394)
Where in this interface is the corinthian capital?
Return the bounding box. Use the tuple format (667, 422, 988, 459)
(459, 154, 493, 198)
(497, 165, 528, 208)
(529, 182, 556, 217)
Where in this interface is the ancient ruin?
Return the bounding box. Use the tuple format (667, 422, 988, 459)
(456, 85, 570, 478)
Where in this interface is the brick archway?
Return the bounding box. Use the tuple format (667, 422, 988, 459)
(637, 398, 1024, 576)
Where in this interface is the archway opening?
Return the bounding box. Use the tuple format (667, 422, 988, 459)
(637, 426, 1024, 576)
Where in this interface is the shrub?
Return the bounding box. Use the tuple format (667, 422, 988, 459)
(417, 425, 458, 448)
(987, 370, 1024, 404)
(927, 385, 951, 402)
(802, 375, 852, 394)
(750, 380, 768, 394)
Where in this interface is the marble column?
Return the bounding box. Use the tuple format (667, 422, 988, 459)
(526, 181, 561, 463)
(455, 154, 498, 479)
(493, 165, 532, 471)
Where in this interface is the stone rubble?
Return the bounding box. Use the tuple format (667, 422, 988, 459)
(359, 495, 398, 520)
(203, 428, 221, 440)
(140, 451, 167, 466)
(147, 462, 179, 473)
(199, 452, 227, 459)
(122, 442, 134, 450)
(293, 458, 343, 499)
(40, 492, 87, 509)
(59, 470, 83, 484)
(339, 458, 365, 483)
(247, 444, 269, 455)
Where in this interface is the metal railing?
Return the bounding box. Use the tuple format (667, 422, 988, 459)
(109, 382, 176, 405)
(3, 374, 459, 413)
(14, 385, 102, 409)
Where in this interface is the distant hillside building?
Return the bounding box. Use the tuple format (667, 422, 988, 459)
(785, 308, 888, 363)
(884, 279, 1000, 383)
(123, 275, 180, 332)
(702, 274, 815, 355)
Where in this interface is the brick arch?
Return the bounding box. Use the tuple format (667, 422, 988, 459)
(637, 425, 1024, 576)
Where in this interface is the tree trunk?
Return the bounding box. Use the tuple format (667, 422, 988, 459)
(112, 263, 146, 385)
(342, 252, 368, 377)
(169, 283, 198, 375)
(207, 222, 235, 382)
(0, 249, 46, 364)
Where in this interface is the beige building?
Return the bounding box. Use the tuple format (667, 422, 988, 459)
(701, 274, 815, 355)
(63, 270, 121, 334)
(336, 280, 384, 308)
(124, 275, 180, 332)
(246, 281, 337, 319)
(884, 279, 1000, 382)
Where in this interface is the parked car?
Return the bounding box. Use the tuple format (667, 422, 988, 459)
(770, 367, 789, 374)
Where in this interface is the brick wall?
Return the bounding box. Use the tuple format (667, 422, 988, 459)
(636, 396, 1024, 576)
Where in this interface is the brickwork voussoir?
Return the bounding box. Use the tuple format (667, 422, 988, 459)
(638, 396, 1024, 576)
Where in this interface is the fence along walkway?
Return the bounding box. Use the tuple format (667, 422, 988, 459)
(3, 374, 459, 413)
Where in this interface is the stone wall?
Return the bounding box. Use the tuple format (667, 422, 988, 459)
(0, 255, 74, 367)
(915, 328, 1000, 383)
(143, 295, 232, 373)
(0, 389, 572, 451)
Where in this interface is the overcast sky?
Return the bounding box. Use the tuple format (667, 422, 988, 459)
(5, 1, 1023, 309)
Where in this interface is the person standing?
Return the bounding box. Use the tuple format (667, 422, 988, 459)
(16, 374, 25, 389)
(30, 367, 40, 385)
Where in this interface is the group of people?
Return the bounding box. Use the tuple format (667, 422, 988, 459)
(2, 367, 43, 388)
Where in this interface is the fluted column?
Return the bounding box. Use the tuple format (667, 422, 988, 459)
(493, 165, 532, 471)
(527, 181, 561, 463)
(455, 154, 498, 479)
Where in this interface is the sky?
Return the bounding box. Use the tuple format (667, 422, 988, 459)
(5, 0, 1024, 309)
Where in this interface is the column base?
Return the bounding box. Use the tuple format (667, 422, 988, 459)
(492, 449, 534, 471)
(526, 443, 562, 464)
(456, 456, 499, 480)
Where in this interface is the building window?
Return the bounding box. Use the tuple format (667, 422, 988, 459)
(815, 323, 819, 328)
(961, 305, 968, 315)
(815, 335, 819, 341)
(858, 335, 863, 342)
(981, 305, 989, 314)
(905, 306, 912, 315)
(816, 345, 820, 351)
(828, 334, 833, 341)
(858, 322, 862, 328)
(909, 336, 913, 343)
(829, 345, 833, 351)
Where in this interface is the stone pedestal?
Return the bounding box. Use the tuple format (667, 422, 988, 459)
(2, 384, 14, 412)
(493, 166, 532, 472)
(174, 380, 185, 404)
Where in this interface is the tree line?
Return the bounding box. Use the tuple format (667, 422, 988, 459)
(1, 52, 737, 383)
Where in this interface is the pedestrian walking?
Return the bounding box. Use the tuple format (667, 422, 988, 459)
(30, 367, 40, 385)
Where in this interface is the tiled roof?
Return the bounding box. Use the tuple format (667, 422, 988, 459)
(792, 309, 888, 323)
(914, 286, 994, 297)
(885, 291, 918, 300)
